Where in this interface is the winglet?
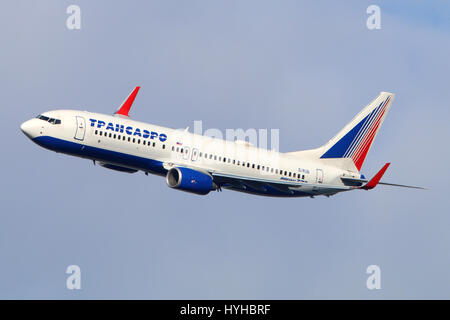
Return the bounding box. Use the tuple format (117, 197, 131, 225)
(114, 86, 140, 117)
(361, 163, 390, 190)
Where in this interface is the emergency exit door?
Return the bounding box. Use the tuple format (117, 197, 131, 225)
(316, 169, 324, 184)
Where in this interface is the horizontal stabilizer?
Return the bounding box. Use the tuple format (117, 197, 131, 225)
(378, 182, 427, 190)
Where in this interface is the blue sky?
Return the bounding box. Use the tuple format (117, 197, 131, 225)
(0, 0, 449, 299)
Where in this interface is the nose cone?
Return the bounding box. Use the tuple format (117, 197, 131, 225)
(20, 119, 39, 139)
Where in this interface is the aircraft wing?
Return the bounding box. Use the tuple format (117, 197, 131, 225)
(163, 161, 350, 196)
(211, 171, 350, 197)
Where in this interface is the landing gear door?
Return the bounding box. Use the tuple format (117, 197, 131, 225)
(74, 116, 86, 141)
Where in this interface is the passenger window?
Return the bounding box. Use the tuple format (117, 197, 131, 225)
(95, 130, 98, 135)
(138, 139, 140, 144)
(153, 142, 156, 147)
(162, 145, 165, 149)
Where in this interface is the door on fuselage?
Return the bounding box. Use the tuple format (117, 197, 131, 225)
(182, 146, 190, 160)
(316, 169, 324, 184)
(191, 148, 199, 161)
(74, 116, 86, 141)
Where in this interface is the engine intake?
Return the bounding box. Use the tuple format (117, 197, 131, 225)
(166, 167, 215, 195)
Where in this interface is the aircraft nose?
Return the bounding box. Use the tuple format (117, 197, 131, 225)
(20, 119, 39, 139)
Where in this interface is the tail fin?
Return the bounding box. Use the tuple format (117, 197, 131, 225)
(320, 92, 394, 171)
(286, 92, 394, 172)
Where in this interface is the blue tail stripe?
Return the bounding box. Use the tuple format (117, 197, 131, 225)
(343, 100, 384, 158)
(320, 115, 368, 159)
(320, 99, 387, 159)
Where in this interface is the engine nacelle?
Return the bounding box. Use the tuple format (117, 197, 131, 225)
(166, 167, 215, 195)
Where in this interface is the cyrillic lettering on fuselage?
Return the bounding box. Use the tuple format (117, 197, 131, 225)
(89, 118, 167, 142)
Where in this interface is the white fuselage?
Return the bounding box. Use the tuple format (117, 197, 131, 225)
(21, 109, 358, 197)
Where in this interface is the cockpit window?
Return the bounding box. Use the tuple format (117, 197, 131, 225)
(36, 114, 62, 125)
(37, 115, 49, 121)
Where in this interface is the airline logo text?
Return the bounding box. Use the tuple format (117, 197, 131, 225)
(89, 119, 167, 142)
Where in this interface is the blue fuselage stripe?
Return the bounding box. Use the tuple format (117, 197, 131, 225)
(33, 136, 166, 175)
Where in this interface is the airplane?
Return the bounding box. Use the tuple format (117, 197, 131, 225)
(20, 87, 425, 197)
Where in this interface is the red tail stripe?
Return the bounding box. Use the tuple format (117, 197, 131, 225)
(352, 105, 386, 170)
(351, 97, 390, 170)
(352, 106, 386, 170)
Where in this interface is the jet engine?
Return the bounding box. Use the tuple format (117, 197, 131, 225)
(166, 167, 216, 195)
